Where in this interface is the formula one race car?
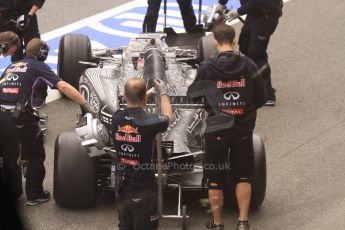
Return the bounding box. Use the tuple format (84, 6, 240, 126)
(53, 31, 266, 214)
(53, 6, 266, 230)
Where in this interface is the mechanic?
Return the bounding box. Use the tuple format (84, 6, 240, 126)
(1, 28, 48, 110)
(217, 0, 283, 105)
(1, 0, 47, 107)
(0, 31, 21, 57)
(0, 38, 95, 206)
(143, 0, 196, 33)
(0, 0, 45, 62)
(0, 31, 25, 203)
(112, 77, 173, 230)
(188, 24, 267, 230)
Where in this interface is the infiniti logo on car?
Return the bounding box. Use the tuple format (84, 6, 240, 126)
(224, 92, 240, 101)
(121, 144, 135, 152)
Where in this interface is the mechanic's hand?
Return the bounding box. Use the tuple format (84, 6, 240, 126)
(81, 102, 98, 118)
(215, 3, 226, 14)
(153, 79, 168, 97)
(225, 9, 239, 21)
(147, 87, 157, 96)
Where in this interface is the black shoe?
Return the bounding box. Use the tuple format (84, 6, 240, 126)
(236, 221, 250, 230)
(205, 219, 224, 230)
(26, 190, 51, 206)
(265, 91, 276, 106)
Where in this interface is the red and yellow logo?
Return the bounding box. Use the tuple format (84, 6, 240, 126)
(115, 125, 141, 142)
(117, 125, 138, 134)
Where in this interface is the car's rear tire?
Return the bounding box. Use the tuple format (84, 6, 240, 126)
(54, 132, 97, 208)
(224, 133, 267, 209)
(57, 34, 91, 89)
(197, 33, 216, 62)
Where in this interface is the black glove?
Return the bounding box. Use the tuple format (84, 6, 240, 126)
(153, 79, 168, 97)
(81, 103, 98, 117)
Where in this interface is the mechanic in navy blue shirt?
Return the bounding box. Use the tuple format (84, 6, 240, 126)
(218, 0, 283, 105)
(188, 24, 266, 230)
(0, 0, 45, 62)
(112, 77, 173, 230)
(143, 0, 196, 33)
(0, 31, 47, 108)
(0, 38, 95, 206)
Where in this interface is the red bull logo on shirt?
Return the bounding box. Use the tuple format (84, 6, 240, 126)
(6, 62, 28, 73)
(115, 125, 142, 142)
(217, 79, 246, 88)
(117, 125, 138, 134)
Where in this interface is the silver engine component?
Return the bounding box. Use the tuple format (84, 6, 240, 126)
(75, 113, 110, 150)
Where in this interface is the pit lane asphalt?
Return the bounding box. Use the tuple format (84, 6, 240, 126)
(18, 0, 345, 229)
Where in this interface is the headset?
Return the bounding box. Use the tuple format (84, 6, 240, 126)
(0, 34, 19, 55)
(37, 41, 50, 62)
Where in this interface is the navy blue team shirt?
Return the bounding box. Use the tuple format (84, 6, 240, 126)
(0, 56, 62, 106)
(111, 107, 169, 179)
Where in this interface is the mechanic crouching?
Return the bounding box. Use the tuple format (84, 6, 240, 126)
(188, 24, 267, 230)
(112, 78, 173, 230)
(218, 0, 283, 105)
(0, 38, 95, 205)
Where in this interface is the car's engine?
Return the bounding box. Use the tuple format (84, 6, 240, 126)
(78, 33, 205, 155)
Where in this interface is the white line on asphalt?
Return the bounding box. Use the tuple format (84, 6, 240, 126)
(114, 12, 146, 20)
(90, 40, 107, 50)
(45, 56, 58, 65)
(88, 21, 138, 38)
